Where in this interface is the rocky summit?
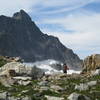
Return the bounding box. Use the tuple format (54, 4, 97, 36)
(0, 10, 82, 69)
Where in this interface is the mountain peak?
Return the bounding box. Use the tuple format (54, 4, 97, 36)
(12, 10, 31, 22)
(0, 10, 82, 68)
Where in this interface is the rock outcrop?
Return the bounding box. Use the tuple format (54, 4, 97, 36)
(0, 56, 22, 68)
(82, 54, 100, 73)
(0, 10, 82, 69)
(0, 62, 44, 78)
(0, 62, 45, 87)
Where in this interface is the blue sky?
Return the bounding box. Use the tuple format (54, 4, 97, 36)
(0, 0, 100, 59)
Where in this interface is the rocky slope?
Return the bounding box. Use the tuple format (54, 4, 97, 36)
(0, 54, 99, 100)
(0, 10, 82, 69)
(0, 62, 99, 100)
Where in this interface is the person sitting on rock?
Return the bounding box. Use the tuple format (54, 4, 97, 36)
(63, 63, 69, 74)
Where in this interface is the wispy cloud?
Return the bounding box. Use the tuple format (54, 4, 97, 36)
(0, 0, 42, 16)
(0, 0, 96, 15)
(40, 12, 100, 58)
(38, 0, 95, 14)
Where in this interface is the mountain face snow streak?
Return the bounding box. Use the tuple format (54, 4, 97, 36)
(0, 10, 82, 69)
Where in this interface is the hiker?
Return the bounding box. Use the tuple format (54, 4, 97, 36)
(42, 72, 45, 77)
(63, 63, 69, 74)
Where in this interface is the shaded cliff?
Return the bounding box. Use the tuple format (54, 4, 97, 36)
(0, 10, 82, 69)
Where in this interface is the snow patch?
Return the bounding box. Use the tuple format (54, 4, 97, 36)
(24, 59, 81, 75)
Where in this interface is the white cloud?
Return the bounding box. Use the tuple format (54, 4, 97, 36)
(0, 0, 42, 16)
(0, 0, 96, 16)
(41, 0, 90, 7)
(39, 0, 94, 14)
(40, 12, 100, 58)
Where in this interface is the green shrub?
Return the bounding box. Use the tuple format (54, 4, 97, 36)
(0, 57, 7, 67)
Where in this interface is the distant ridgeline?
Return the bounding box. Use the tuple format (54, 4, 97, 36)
(0, 10, 82, 69)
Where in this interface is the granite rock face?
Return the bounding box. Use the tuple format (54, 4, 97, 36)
(0, 62, 44, 78)
(0, 10, 82, 69)
(82, 54, 100, 73)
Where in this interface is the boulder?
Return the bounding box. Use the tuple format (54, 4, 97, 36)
(39, 86, 49, 92)
(31, 66, 44, 79)
(92, 69, 100, 76)
(21, 96, 31, 100)
(38, 81, 49, 86)
(0, 92, 8, 99)
(5, 96, 31, 100)
(87, 81, 97, 87)
(0, 76, 16, 87)
(17, 80, 31, 86)
(8, 96, 20, 100)
(75, 83, 89, 91)
(50, 85, 64, 92)
(0, 92, 31, 100)
(0, 76, 32, 87)
(68, 92, 90, 100)
(13, 76, 32, 81)
(75, 81, 97, 91)
(45, 95, 64, 100)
